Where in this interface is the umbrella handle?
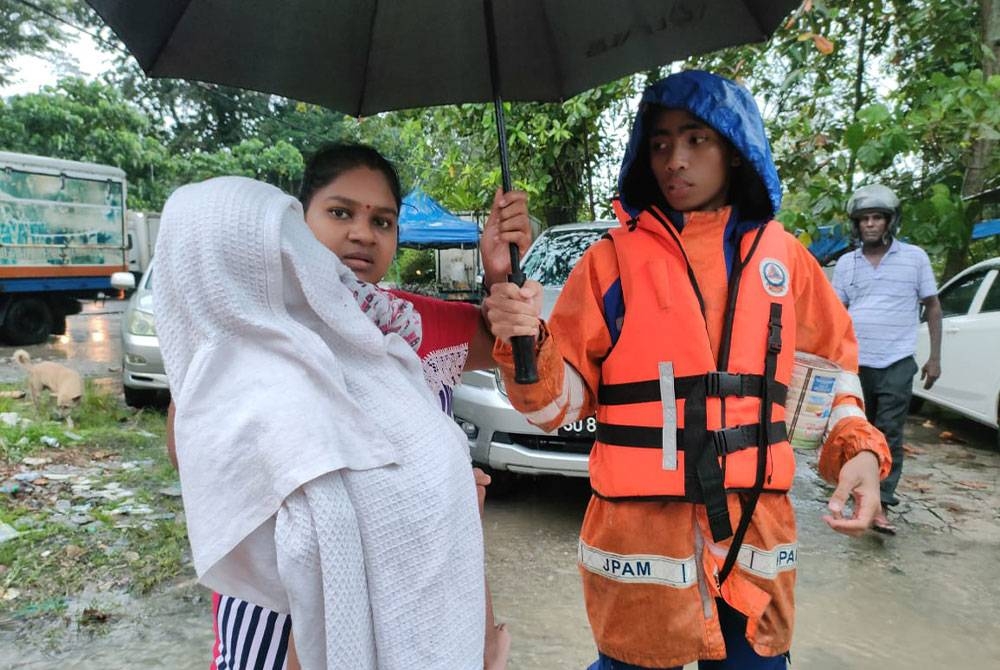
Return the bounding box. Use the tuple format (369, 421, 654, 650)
(486, 0, 537, 384)
(507, 243, 538, 385)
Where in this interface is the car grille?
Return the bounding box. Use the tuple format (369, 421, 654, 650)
(494, 432, 594, 455)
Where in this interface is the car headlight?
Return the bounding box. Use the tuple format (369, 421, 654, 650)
(127, 309, 157, 336)
(493, 368, 507, 397)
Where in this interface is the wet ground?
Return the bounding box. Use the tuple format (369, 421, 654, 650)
(0, 300, 126, 386)
(2, 303, 999, 668)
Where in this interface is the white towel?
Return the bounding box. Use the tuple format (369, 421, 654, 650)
(154, 177, 484, 669)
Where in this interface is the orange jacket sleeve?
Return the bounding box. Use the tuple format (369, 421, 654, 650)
(785, 237, 891, 481)
(493, 239, 618, 431)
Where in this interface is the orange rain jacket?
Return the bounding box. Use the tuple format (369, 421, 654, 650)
(494, 71, 890, 668)
(494, 207, 890, 666)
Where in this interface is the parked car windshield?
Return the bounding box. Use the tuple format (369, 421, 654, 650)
(522, 228, 607, 286)
(938, 270, 989, 317)
(142, 267, 153, 291)
(980, 272, 1000, 313)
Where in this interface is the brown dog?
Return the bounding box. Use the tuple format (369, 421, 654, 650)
(12, 349, 84, 410)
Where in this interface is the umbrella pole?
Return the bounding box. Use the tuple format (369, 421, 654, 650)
(484, 0, 538, 384)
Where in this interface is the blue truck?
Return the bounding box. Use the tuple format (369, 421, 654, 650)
(0, 151, 128, 344)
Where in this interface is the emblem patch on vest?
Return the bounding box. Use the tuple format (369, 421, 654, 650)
(759, 258, 789, 297)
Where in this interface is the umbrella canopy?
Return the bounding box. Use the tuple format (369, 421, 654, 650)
(87, 0, 801, 383)
(398, 188, 479, 249)
(85, 0, 800, 116)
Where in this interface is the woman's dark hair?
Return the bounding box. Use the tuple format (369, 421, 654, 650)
(621, 106, 773, 221)
(298, 143, 403, 212)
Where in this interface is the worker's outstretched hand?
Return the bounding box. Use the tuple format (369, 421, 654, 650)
(823, 450, 881, 536)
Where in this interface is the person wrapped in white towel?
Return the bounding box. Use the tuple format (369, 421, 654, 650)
(154, 175, 486, 669)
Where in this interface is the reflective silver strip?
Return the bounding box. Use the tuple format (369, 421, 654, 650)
(834, 371, 863, 401)
(564, 363, 587, 421)
(578, 540, 697, 588)
(828, 402, 866, 431)
(659, 361, 678, 471)
(693, 523, 715, 619)
(736, 542, 797, 579)
(523, 363, 588, 427)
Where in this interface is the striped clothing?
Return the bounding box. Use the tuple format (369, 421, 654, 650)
(214, 592, 291, 670)
(832, 240, 937, 368)
(209, 293, 480, 670)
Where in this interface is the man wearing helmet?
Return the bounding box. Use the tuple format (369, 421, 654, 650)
(832, 183, 943, 534)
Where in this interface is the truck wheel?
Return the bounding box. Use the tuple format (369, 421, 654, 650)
(51, 316, 67, 336)
(124, 385, 158, 408)
(1, 298, 54, 345)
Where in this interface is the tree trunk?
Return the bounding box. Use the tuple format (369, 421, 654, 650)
(945, 0, 1000, 278)
(846, 10, 869, 193)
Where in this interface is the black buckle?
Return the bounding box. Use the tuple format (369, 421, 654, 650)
(705, 372, 745, 398)
(767, 322, 782, 353)
(767, 304, 783, 353)
(711, 428, 732, 455)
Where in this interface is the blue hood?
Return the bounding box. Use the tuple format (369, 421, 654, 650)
(617, 70, 782, 222)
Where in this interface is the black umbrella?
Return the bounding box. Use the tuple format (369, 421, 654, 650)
(85, 0, 801, 382)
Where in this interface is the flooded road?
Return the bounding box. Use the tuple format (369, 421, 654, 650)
(0, 300, 125, 385)
(2, 305, 999, 668)
(484, 415, 1000, 669)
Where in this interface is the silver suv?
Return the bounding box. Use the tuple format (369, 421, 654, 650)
(453, 221, 614, 484)
(111, 261, 169, 407)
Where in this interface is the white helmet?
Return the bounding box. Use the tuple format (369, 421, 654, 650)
(847, 184, 901, 237)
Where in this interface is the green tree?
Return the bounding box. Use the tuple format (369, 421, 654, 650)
(0, 77, 173, 208)
(0, 78, 307, 209)
(690, 0, 999, 274)
(338, 77, 638, 228)
(0, 0, 75, 86)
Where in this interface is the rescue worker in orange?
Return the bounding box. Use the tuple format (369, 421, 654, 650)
(484, 70, 892, 669)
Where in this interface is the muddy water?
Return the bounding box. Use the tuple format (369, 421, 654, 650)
(0, 300, 125, 384)
(485, 435, 1000, 670)
(4, 438, 998, 669)
(1, 581, 212, 668)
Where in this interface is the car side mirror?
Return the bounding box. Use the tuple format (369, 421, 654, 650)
(111, 271, 136, 291)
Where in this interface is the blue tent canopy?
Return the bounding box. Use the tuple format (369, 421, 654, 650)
(805, 224, 851, 265)
(398, 188, 479, 249)
(972, 219, 1000, 240)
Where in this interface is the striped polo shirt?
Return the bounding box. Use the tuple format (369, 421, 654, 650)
(832, 239, 938, 368)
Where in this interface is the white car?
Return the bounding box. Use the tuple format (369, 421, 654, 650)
(453, 221, 615, 485)
(912, 257, 1000, 448)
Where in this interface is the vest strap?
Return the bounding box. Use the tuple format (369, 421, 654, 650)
(598, 373, 787, 406)
(595, 421, 787, 452)
(718, 302, 784, 585)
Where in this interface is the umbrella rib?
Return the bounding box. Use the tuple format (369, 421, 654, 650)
(147, 0, 197, 74)
(356, 0, 381, 116)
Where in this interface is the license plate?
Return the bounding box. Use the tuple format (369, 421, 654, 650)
(558, 416, 597, 438)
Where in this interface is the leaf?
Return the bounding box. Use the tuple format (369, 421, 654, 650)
(843, 123, 866, 152)
(856, 104, 891, 124)
(811, 35, 835, 55)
